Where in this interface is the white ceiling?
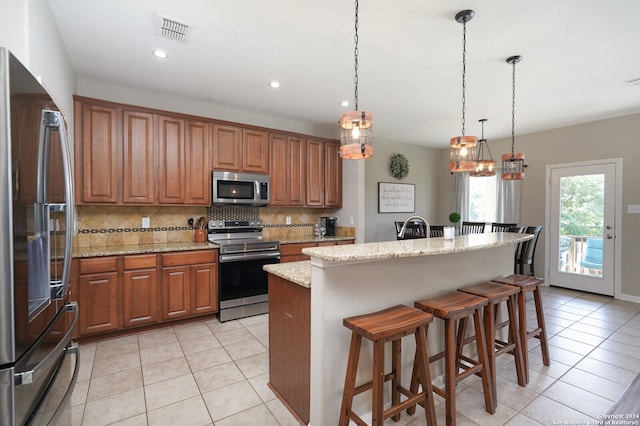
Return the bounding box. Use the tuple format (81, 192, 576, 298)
(48, 0, 640, 148)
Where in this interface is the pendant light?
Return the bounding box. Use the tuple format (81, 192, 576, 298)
(470, 118, 496, 177)
(449, 9, 478, 173)
(501, 55, 525, 180)
(339, 0, 373, 159)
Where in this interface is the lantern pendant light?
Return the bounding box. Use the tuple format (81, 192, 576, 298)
(470, 118, 496, 177)
(449, 9, 478, 173)
(339, 0, 373, 159)
(502, 55, 525, 180)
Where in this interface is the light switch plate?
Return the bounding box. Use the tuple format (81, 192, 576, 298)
(628, 204, 640, 214)
(142, 217, 151, 228)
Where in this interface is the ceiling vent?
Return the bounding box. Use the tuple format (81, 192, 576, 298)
(155, 14, 193, 43)
(624, 78, 640, 88)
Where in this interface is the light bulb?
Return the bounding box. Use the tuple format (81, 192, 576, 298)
(460, 147, 468, 157)
(351, 125, 361, 139)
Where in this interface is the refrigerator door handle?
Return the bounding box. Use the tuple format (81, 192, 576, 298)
(40, 110, 75, 300)
(47, 342, 80, 426)
(15, 302, 78, 386)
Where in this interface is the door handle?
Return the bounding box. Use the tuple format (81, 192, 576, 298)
(606, 225, 613, 230)
(606, 234, 614, 239)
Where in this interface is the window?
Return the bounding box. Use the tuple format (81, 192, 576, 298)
(468, 175, 497, 222)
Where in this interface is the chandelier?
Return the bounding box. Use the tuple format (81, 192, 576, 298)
(339, 0, 373, 159)
(449, 9, 478, 173)
(470, 119, 496, 177)
(501, 55, 525, 180)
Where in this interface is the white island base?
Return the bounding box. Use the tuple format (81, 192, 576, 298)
(301, 233, 531, 426)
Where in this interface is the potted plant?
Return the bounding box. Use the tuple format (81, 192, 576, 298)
(445, 212, 461, 239)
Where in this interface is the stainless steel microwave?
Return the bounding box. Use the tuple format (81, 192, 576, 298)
(211, 171, 270, 205)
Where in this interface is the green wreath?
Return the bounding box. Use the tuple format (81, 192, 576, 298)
(389, 153, 409, 180)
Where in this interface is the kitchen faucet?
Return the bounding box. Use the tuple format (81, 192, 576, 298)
(398, 215, 430, 239)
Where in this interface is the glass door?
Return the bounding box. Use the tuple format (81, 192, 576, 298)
(547, 160, 619, 295)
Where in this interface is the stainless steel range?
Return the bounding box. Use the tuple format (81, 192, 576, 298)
(208, 219, 280, 322)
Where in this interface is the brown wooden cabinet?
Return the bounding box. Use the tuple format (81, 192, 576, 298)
(75, 98, 213, 206)
(72, 249, 217, 337)
(268, 274, 311, 424)
(212, 125, 269, 174)
(157, 115, 185, 204)
(324, 141, 342, 207)
(280, 240, 353, 263)
(212, 124, 242, 171)
(270, 133, 306, 206)
(75, 101, 119, 203)
(123, 110, 155, 204)
(243, 129, 270, 174)
(185, 121, 211, 205)
(74, 96, 341, 207)
(77, 257, 120, 335)
(161, 250, 218, 321)
(280, 242, 317, 263)
(122, 254, 158, 328)
(305, 138, 324, 206)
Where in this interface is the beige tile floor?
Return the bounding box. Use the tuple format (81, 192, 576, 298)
(68, 285, 640, 425)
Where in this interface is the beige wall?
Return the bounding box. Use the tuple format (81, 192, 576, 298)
(0, 0, 76, 121)
(438, 113, 640, 299)
(364, 137, 442, 242)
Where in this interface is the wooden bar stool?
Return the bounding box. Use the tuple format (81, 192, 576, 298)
(339, 305, 437, 426)
(458, 281, 526, 409)
(491, 274, 550, 383)
(411, 291, 495, 426)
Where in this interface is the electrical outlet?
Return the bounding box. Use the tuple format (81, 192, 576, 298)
(285, 216, 291, 225)
(349, 216, 354, 225)
(142, 217, 150, 228)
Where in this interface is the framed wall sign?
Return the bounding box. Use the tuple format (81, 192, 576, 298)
(378, 182, 415, 213)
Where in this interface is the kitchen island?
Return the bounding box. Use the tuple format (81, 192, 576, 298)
(264, 232, 532, 425)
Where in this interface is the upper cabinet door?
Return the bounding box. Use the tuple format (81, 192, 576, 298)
(324, 141, 342, 207)
(269, 133, 306, 206)
(212, 124, 242, 171)
(77, 102, 119, 203)
(242, 129, 269, 174)
(157, 115, 185, 204)
(123, 110, 156, 204)
(306, 138, 324, 206)
(184, 121, 211, 205)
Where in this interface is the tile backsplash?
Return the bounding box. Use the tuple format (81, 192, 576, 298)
(75, 205, 354, 249)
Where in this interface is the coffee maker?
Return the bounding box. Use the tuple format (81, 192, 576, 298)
(321, 217, 337, 236)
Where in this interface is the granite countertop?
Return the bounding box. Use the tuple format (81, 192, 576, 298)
(277, 235, 355, 245)
(301, 232, 532, 263)
(73, 235, 355, 258)
(264, 233, 531, 289)
(264, 261, 311, 288)
(73, 241, 218, 258)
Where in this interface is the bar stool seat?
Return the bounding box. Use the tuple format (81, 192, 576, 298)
(411, 291, 495, 426)
(339, 305, 437, 426)
(491, 274, 550, 384)
(459, 281, 526, 408)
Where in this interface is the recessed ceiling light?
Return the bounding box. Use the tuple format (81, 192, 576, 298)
(341, 100, 350, 107)
(152, 49, 168, 59)
(269, 81, 281, 88)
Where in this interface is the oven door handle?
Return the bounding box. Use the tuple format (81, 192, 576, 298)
(219, 251, 280, 263)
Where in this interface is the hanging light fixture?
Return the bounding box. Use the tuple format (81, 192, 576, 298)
(449, 9, 478, 173)
(470, 118, 496, 177)
(339, 0, 373, 159)
(502, 55, 525, 180)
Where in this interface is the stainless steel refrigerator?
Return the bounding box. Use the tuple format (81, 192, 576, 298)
(0, 48, 79, 425)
